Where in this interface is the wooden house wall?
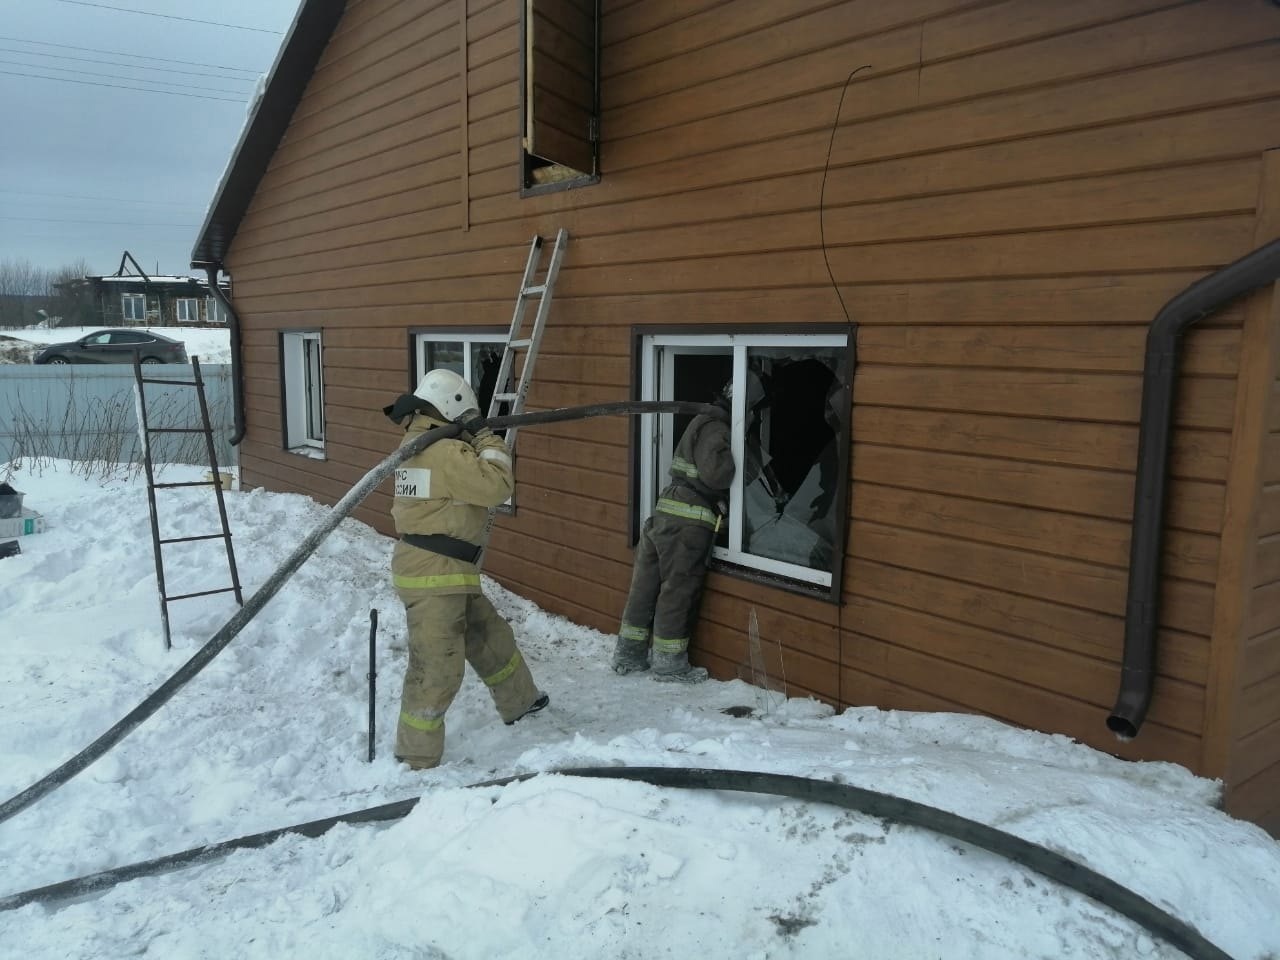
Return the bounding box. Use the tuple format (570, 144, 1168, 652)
(1234, 294, 1280, 832)
(1222, 146, 1280, 832)
(222, 0, 1280, 814)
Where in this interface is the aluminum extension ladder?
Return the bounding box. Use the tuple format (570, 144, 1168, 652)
(476, 228, 569, 565)
(133, 355, 244, 650)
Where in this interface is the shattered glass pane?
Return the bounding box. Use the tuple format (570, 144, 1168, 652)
(471, 340, 504, 415)
(742, 346, 842, 573)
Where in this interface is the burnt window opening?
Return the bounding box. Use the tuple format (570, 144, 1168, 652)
(635, 331, 853, 597)
(520, 0, 600, 194)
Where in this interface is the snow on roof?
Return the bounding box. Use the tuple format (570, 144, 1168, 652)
(98, 275, 206, 284)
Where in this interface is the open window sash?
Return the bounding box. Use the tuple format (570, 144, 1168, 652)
(523, 0, 597, 175)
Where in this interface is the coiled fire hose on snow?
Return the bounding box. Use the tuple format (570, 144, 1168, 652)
(0, 400, 1239, 959)
(0, 767, 1237, 960)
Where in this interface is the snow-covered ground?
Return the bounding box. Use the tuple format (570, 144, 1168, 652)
(1, 461, 1278, 959)
(0, 326, 231, 365)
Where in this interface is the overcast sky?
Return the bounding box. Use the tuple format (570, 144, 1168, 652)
(0, 0, 301, 278)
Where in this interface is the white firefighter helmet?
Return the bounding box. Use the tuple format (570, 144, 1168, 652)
(720, 370, 766, 409)
(413, 369, 479, 422)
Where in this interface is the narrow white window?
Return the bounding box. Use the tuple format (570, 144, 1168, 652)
(122, 293, 146, 322)
(281, 330, 325, 454)
(175, 298, 200, 323)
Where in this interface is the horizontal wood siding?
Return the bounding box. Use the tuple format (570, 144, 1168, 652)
(225, 0, 1280, 778)
(1233, 265, 1280, 832)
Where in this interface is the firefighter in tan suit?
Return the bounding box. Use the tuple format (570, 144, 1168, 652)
(386, 369, 548, 769)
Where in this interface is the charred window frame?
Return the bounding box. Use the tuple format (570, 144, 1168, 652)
(519, 0, 600, 195)
(279, 329, 325, 457)
(630, 327, 854, 601)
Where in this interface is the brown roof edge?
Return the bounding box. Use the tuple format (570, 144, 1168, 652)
(190, 0, 347, 269)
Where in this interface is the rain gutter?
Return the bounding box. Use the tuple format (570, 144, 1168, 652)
(1108, 238, 1280, 739)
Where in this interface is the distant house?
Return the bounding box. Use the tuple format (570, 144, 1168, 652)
(55, 251, 230, 328)
(192, 1, 1280, 834)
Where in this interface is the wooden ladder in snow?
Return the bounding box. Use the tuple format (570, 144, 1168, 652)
(476, 228, 569, 566)
(133, 355, 243, 650)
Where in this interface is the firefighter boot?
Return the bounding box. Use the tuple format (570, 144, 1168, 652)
(651, 649, 708, 683)
(612, 637, 651, 675)
(505, 691, 550, 725)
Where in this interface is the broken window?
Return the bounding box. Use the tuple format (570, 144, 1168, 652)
(412, 329, 516, 510)
(635, 331, 852, 594)
(412, 331, 506, 416)
(520, 0, 599, 193)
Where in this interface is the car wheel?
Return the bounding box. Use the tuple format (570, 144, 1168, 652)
(44, 356, 69, 365)
(141, 357, 163, 364)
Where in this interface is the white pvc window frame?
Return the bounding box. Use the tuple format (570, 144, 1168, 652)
(638, 331, 848, 588)
(175, 298, 200, 323)
(413, 329, 514, 508)
(121, 293, 146, 322)
(206, 297, 229, 324)
(282, 330, 325, 453)
(412, 331, 506, 393)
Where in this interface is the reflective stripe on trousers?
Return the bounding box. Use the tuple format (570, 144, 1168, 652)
(400, 710, 444, 731)
(653, 635, 688, 654)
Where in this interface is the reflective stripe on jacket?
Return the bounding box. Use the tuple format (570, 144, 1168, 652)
(655, 497, 718, 527)
(658, 412, 735, 522)
(390, 412, 514, 595)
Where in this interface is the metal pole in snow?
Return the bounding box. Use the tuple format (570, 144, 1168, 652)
(367, 609, 378, 763)
(0, 401, 725, 825)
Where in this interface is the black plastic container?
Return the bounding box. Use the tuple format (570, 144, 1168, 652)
(0, 483, 23, 520)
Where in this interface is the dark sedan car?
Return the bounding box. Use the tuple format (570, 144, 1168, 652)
(34, 330, 189, 365)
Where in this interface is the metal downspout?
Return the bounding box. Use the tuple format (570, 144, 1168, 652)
(200, 263, 245, 445)
(1108, 238, 1280, 739)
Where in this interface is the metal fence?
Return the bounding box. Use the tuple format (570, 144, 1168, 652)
(0, 364, 236, 469)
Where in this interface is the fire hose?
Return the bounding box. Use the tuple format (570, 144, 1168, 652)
(0, 400, 1239, 959)
(0, 767, 1236, 960)
(0, 400, 725, 826)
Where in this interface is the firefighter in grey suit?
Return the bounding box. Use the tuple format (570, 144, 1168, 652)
(612, 383, 742, 682)
(386, 369, 548, 769)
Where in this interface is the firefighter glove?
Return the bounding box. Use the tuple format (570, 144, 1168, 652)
(459, 410, 493, 440)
